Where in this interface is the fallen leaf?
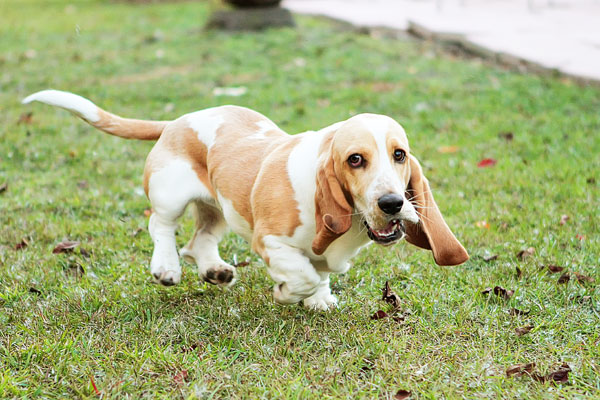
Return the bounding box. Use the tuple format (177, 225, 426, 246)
(498, 131, 514, 141)
(394, 389, 412, 399)
(509, 308, 530, 316)
(234, 260, 250, 268)
(15, 238, 29, 250)
(29, 287, 41, 295)
(506, 362, 535, 377)
(483, 254, 498, 262)
(17, 111, 33, 125)
(516, 247, 535, 260)
(52, 240, 80, 254)
(437, 145, 460, 154)
(557, 273, 570, 284)
(0, 182, 7, 193)
(574, 272, 594, 284)
(477, 158, 497, 168)
(516, 266, 522, 278)
(77, 180, 89, 189)
(173, 370, 189, 386)
(587, 177, 596, 184)
(547, 265, 564, 274)
(493, 286, 514, 299)
(80, 248, 91, 258)
(382, 281, 402, 309)
(482, 287, 493, 295)
(515, 324, 534, 336)
(533, 363, 571, 384)
(475, 220, 490, 229)
(370, 310, 389, 320)
(559, 214, 569, 225)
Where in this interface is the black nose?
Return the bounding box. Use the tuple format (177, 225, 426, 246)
(377, 194, 404, 215)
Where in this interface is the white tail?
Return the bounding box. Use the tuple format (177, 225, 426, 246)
(22, 89, 169, 140)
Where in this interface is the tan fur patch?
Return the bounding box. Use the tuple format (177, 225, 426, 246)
(143, 119, 213, 196)
(208, 107, 288, 227)
(251, 137, 303, 246)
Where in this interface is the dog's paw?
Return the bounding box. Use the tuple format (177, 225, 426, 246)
(150, 247, 182, 286)
(201, 263, 237, 287)
(303, 291, 338, 311)
(152, 269, 181, 286)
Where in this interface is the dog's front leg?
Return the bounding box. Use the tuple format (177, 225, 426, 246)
(303, 272, 338, 311)
(261, 237, 321, 305)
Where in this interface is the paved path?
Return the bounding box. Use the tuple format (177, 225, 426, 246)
(283, 0, 600, 84)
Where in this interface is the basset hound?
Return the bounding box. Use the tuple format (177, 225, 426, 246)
(23, 90, 469, 310)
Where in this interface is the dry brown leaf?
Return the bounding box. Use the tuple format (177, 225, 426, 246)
(498, 131, 514, 141)
(15, 238, 29, 250)
(506, 362, 535, 377)
(574, 272, 594, 284)
(482, 287, 493, 295)
(0, 182, 7, 194)
(29, 287, 41, 295)
(533, 363, 571, 385)
(547, 265, 564, 274)
(559, 214, 569, 225)
(17, 111, 33, 125)
(494, 286, 514, 299)
(517, 247, 535, 260)
(558, 273, 570, 284)
(52, 240, 80, 254)
(394, 389, 412, 399)
(516, 266, 522, 278)
(382, 281, 402, 309)
(370, 310, 389, 320)
(234, 260, 250, 268)
(515, 324, 534, 336)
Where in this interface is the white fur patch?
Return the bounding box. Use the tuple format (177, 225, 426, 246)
(186, 108, 225, 149)
(22, 89, 100, 123)
(148, 158, 213, 217)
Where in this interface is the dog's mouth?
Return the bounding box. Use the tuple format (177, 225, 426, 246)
(364, 219, 406, 245)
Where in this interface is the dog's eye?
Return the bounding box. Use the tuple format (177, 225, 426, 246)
(393, 149, 406, 163)
(348, 154, 364, 168)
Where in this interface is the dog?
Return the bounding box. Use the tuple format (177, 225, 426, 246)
(23, 90, 469, 310)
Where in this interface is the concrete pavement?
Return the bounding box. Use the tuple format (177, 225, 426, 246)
(283, 0, 600, 84)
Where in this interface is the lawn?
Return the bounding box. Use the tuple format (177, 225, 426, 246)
(1, 0, 599, 398)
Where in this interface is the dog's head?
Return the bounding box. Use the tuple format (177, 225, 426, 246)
(312, 114, 468, 266)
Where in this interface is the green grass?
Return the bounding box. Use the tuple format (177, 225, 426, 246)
(1, 0, 599, 398)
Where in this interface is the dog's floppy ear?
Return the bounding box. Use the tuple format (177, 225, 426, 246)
(312, 151, 353, 255)
(405, 154, 469, 266)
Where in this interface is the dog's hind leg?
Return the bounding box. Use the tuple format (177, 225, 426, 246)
(146, 156, 212, 286)
(180, 202, 237, 287)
